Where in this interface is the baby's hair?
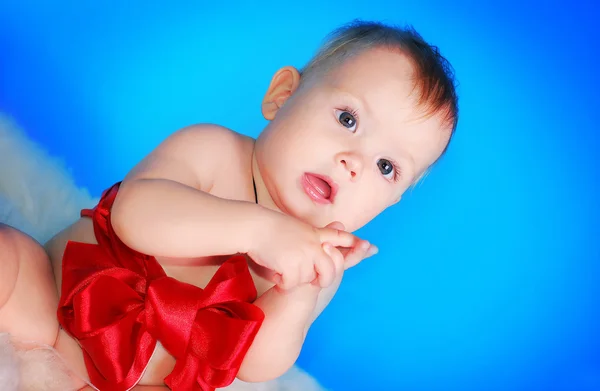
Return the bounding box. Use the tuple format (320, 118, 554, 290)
(300, 20, 459, 186)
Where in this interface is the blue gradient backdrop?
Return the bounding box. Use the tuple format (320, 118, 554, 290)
(1, 1, 598, 390)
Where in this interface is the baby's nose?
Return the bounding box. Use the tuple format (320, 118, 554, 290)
(338, 153, 363, 180)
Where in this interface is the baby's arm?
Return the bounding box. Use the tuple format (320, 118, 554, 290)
(111, 124, 263, 258)
(112, 124, 358, 284)
(238, 277, 341, 382)
(238, 240, 374, 382)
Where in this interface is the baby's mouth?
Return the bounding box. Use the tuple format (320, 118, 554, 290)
(302, 173, 337, 204)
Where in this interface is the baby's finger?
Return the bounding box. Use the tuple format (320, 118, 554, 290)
(278, 267, 300, 291)
(272, 273, 283, 286)
(343, 240, 369, 270)
(299, 258, 317, 285)
(315, 245, 336, 287)
(323, 242, 345, 277)
(324, 221, 345, 231)
(337, 247, 352, 258)
(318, 227, 360, 249)
(344, 241, 377, 270)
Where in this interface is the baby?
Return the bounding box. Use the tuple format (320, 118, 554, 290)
(0, 20, 458, 390)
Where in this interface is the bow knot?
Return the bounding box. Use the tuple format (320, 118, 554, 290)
(58, 183, 264, 391)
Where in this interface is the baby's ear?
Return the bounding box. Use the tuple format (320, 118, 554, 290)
(261, 66, 301, 120)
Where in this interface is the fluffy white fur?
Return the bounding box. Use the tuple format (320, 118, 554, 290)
(0, 114, 97, 244)
(0, 334, 80, 391)
(0, 113, 326, 391)
(0, 334, 19, 391)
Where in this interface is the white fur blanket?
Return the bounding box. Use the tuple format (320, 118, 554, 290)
(0, 113, 326, 391)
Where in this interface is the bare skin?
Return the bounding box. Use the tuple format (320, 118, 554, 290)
(45, 125, 364, 385)
(0, 47, 450, 389)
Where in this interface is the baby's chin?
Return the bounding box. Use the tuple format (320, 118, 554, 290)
(280, 202, 329, 228)
(332, 215, 373, 233)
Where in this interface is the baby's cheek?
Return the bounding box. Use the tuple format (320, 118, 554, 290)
(347, 201, 388, 232)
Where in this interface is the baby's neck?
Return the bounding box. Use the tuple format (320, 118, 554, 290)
(250, 148, 280, 213)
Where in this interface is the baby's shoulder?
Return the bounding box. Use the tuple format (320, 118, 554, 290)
(152, 123, 255, 175)
(124, 123, 254, 192)
(169, 123, 254, 153)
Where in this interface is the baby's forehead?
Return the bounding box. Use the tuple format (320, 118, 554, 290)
(323, 50, 420, 107)
(330, 48, 416, 85)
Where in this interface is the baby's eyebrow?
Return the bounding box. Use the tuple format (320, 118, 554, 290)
(333, 88, 370, 113)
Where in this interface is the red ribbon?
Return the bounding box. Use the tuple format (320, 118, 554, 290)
(57, 183, 264, 391)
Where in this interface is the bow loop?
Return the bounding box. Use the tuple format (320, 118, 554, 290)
(200, 256, 261, 306)
(164, 257, 265, 391)
(57, 182, 264, 391)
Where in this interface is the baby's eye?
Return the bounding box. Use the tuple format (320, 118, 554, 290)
(335, 110, 357, 132)
(377, 159, 395, 179)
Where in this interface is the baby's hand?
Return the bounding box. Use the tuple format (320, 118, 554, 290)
(322, 221, 378, 273)
(247, 212, 361, 290)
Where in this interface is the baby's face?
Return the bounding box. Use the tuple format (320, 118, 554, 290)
(255, 48, 450, 232)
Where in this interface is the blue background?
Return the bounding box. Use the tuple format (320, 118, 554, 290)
(1, 1, 598, 390)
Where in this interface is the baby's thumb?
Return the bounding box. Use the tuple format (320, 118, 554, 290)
(324, 221, 345, 231)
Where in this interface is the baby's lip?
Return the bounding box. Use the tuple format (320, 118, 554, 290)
(306, 173, 338, 203)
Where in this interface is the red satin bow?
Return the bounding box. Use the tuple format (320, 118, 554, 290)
(57, 183, 264, 391)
